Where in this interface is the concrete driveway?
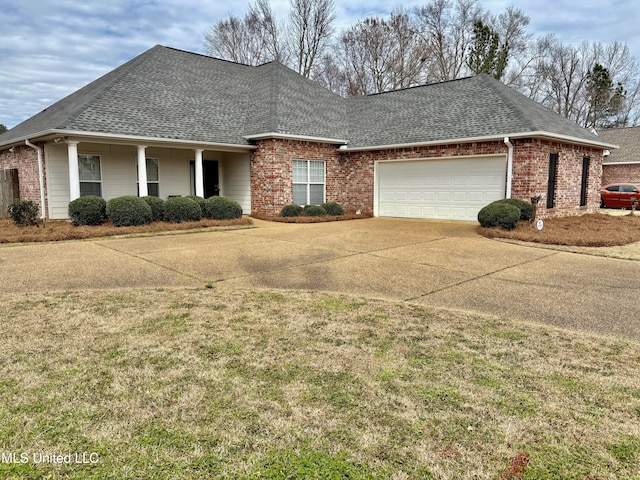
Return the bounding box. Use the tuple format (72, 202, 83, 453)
(1, 217, 638, 342)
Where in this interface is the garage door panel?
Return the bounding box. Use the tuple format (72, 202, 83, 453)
(377, 156, 506, 221)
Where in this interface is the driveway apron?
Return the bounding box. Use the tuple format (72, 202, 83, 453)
(0, 218, 637, 341)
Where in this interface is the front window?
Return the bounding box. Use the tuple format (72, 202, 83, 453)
(78, 154, 102, 197)
(293, 159, 325, 205)
(137, 158, 160, 197)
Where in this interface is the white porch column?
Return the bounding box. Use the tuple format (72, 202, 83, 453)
(67, 141, 80, 201)
(137, 145, 148, 197)
(194, 149, 204, 197)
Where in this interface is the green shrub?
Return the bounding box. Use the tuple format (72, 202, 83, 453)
(8, 199, 39, 226)
(304, 205, 327, 217)
(477, 202, 520, 230)
(186, 195, 206, 213)
(143, 196, 165, 222)
(164, 196, 202, 223)
(495, 198, 534, 221)
(280, 204, 303, 217)
(321, 202, 344, 216)
(203, 196, 243, 220)
(106, 196, 152, 227)
(68, 195, 106, 226)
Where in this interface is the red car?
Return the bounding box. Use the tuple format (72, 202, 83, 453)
(600, 183, 640, 208)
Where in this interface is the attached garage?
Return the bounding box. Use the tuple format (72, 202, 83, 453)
(375, 155, 507, 221)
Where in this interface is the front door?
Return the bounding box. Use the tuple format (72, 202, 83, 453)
(191, 160, 219, 198)
(203, 160, 219, 198)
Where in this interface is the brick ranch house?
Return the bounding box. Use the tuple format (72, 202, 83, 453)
(597, 126, 640, 186)
(0, 45, 617, 222)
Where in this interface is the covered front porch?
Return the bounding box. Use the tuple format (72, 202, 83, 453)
(43, 139, 253, 219)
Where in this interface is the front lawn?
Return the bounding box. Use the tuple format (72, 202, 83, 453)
(1, 287, 638, 479)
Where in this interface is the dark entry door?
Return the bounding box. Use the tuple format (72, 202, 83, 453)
(192, 160, 220, 198)
(203, 160, 219, 198)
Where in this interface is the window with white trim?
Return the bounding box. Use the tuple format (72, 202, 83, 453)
(293, 159, 325, 205)
(78, 154, 102, 197)
(137, 157, 160, 197)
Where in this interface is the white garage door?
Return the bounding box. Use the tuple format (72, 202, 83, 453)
(376, 156, 506, 221)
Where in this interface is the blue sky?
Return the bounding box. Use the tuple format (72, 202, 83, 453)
(1, 0, 639, 128)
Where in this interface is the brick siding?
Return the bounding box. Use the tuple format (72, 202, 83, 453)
(0, 144, 48, 217)
(602, 163, 640, 186)
(250, 138, 605, 219)
(511, 139, 603, 218)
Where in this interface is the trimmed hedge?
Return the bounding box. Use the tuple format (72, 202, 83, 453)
(8, 199, 39, 226)
(186, 195, 206, 213)
(304, 205, 327, 217)
(164, 196, 202, 223)
(495, 198, 534, 221)
(204, 196, 243, 220)
(68, 195, 106, 226)
(106, 196, 153, 227)
(280, 204, 304, 217)
(321, 202, 344, 216)
(477, 202, 520, 230)
(143, 196, 165, 222)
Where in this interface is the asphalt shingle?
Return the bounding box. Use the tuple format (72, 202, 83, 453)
(0, 45, 607, 149)
(597, 127, 640, 163)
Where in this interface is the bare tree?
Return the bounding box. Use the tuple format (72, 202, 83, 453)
(338, 11, 425, 95)
(203, 0, 283, 65)
(413, 0, 484, 82)
(250, 0, 289, 64)
(289, 0, 336, 78)
(522, 39, 639, 128)
(312, 53, 349, 96)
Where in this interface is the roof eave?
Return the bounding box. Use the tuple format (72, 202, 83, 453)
(340, 131, 619, 152)
(1, 129, 256, 152)
(603, 160, 640, 165)
(244, 132, 349, 145)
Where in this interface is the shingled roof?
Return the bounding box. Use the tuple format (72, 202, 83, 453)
(597, 127, 640, 164)
(0, 45, 613, 150)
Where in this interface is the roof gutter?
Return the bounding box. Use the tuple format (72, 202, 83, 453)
(2, 129, 256, 152)
(338, 131, 618, 152)
(504, 137, 513, 199)
(244, 132, 350, 145)
(24, 140, 46, 220)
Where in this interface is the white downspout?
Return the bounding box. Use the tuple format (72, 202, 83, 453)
(25, 140, 47, 219)
(504, 137, 513, 199)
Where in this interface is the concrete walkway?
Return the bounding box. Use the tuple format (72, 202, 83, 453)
(1, 217, 638, 342)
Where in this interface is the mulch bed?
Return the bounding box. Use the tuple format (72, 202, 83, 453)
(251, 211, 372, 223)
(477, 212, 640, 247)
(0, 217, 252, 243)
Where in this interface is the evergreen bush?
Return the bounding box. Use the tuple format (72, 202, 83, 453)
(495, 198, 534, 221)
(477, 202, 520, 230)
(280, 204, 303, 217)
(106, 196, 152, 227)
(186, 195, 206, 213)
(68, 195, 107, 226)
(203, 196, 243, 220)
(8, 199, 39, 226)
(164, 196, 202, 223)
(303, 205, 327, 217)
(143, 196, 165, 222)
(321, 202, 344, 216)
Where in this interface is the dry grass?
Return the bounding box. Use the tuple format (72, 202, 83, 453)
(1, 287, 639, 479)
(0, 217, 252, 243)
(478, 212, 640, 247)
(3, 211, 638, 248)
